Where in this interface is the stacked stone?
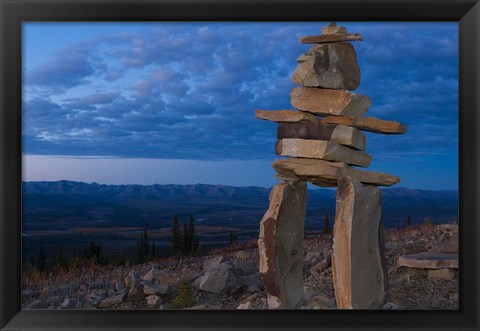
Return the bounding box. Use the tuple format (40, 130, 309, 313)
(256, 23, 407, 310)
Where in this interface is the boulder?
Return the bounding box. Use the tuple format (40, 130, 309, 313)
(115, 280, 126, 292)
(199, 262, 236, 294)
(383, 302, 401, 310)
(141, 268, 163, 283)
(428, 268, 455, 280)
(291, 87, 370, 117)
(203, 255, 224, 272)
(146, 295, 163, 307)
(60, 298, 77, 309)
(398, 252, 458, 269)
(332, 176, 388, 309)
(126, 281, 146, 302)
(97, 295, 124, 308)
(292, 43, 360, 90)
(276, 139, 371, 167)
(238, 272, 264, 292)
(26, 299, 49, 309)
(258, 181, 307, 309)
(277, 122, 366, 151)
(124, 270, 139, 288)
(237, 302, 252, 309)
(429, 237, 458, 253)
(143, 284, 172, 299)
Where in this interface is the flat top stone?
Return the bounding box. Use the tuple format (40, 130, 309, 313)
(321, 115, 407, 135)
(398, 252, 458, 269)
(300, 33, 362, 44)
(255, 109, 319, 124)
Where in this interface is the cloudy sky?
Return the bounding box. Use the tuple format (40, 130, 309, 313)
(22, 22, 458, 189)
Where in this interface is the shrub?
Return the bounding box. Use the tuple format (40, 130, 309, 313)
(171, 279, 195, 309)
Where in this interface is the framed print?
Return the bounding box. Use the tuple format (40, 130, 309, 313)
(1, 0, 479, 330)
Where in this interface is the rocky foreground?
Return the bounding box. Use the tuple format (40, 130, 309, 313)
(22, 223, 458, 310)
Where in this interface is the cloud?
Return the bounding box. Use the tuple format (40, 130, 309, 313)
(23, 22, 458, 163)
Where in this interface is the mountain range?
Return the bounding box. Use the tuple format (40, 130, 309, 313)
(21, 180, 458, 259)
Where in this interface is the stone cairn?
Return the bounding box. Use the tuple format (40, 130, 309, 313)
(255, 22, 407, 309)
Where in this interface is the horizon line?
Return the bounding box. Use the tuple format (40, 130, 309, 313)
(21, 179, 459, 192)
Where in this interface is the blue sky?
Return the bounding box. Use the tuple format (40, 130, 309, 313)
(22, 22, 458, 189)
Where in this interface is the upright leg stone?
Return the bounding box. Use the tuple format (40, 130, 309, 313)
(331, 176, 388, 309)
(258, 181, 307, 309)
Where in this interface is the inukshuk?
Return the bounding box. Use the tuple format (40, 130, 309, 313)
(255, 23, 407, 309)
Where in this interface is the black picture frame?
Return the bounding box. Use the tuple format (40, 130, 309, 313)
(1, 0, 479, 330)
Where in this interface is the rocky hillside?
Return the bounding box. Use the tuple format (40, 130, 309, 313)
(22, 223, 458, 310)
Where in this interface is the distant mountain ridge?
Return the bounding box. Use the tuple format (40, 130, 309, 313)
(22, 180, 458, 200)
(21, 180, 458, 260)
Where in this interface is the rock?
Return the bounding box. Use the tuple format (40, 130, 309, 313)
(427, 268, 455, 280)
(430, 237, 458, 253)
(385, 241, 397, 250)
(237, 302, 252, 309)
(383, 302, 401, 310)
(26, 299, 49, 309)
(115, 280, 126, 292)
(126, 281, 146, 302)
(302, 295, 328, 309)
(258, 181, 307, 309)
(87, 290, 107, 306)
(273, 158, 400, 187)
(235, 250, 249, 260)
(203, 256, 225, 272)
(83, 301, 97, 309)
(97, 295, 124, 308)
(437, 224, 458, 240)
(199, 262, 236, 294)
(141, 269, 163, 283)
(276, 139, 371, 167)
(107, 289, 116, 297)
(277, 122, 366, 151)
(146, 295, 163, 307)
(291, 87, 370, 117)
(398, 252, 458, 269)
(309, 254, 332, 276)
(124, 271, 139, 288)
(60, 298, 77, 309)
(322, 22, 347, 35)
(292, 43, 360, 90)
(321, 115, 407, 135)
(143, 284, 172, 298)
(332, 176, 388, 309)
(256, 109, 319, 124)
(185, 304, 222, 310)
(300, 33, 363, 44)
(326, 298, 337, 309)
(238, 272, 263, 291)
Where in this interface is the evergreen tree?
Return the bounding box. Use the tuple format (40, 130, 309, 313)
(406, 215, 412, 228)
(36, 245, 46, 271)
(56, 245, 66, 268)
(229, 231, 234, 246)
(323, 211, 331, 235)
(142, 221, 150, 258)
(183, 222, 188, 255)
(187, 214, 196, 254)
(171, 214, 181, 256)
(150, 242, 156, 260)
